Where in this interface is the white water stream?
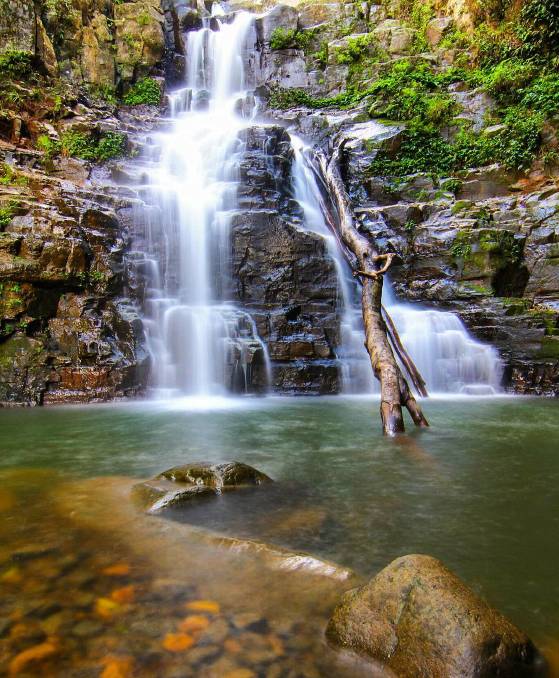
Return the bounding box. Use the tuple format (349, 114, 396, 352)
(134, 10, 271, 397)
(133, 7, 503, 398)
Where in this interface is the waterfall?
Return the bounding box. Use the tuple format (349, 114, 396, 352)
(133, 10, 270, 398)
(290, 140, 504, 395)
(130, 5, 502, 398)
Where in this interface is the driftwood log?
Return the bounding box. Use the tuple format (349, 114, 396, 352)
(316, 147, 429, 435)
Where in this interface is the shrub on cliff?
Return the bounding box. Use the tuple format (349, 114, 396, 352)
(0, 51, 34, 79)
(37, 131, 127, 163)
(122, 78, 161, 106)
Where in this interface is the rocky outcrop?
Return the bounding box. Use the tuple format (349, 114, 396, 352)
(0, 0, 57, 75)
(232, 124, 342, 393)
(114, 0, 166, 84)
(257, 0, 559, 395)
(0, 140, 150, 405)
(132, 461, 273, 512)
(349, 163, 559, 394)
(327, 554, 546, 677)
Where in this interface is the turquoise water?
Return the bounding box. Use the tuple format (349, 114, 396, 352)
(1, 395, 558, 645)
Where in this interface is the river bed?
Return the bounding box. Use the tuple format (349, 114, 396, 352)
(0, 396, 558, 676)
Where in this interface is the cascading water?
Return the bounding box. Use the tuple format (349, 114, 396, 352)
(132, 4, 502, 398)
(291, 141, 503, 395)
(133, 10, 271, 397)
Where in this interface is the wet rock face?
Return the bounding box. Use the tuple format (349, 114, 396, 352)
(232, 124, 342, 394)
(0, 147, 149, 405)
(327, 554, 546, 678)
(132, 462, 273, 513)
(351, 163, 559, 394)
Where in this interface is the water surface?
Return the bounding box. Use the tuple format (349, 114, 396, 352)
(1, 396, 558, 675)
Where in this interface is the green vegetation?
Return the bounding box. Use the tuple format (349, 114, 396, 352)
(76, 270, 107, 288)
(268, 87, 367, 110)
(123, 78, 161, 106)
(0, 164, 28, 187)
(269, 27, 317, 51)
(450, 227, 523, 264)
(0, 50, 34, 79)
(334, 34, 375, 64)
(0, 202, 18, 229)
(519, 0, 559, 56)
(37, 130, 127, 163)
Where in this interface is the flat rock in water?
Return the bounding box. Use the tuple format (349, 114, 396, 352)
(132, 461, 273, 513)
(326, 554, 546, 678)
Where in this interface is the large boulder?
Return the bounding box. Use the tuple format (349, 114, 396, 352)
(132, 462, 273, 513)
(326, 554, 545, 678)
(115, 0, 165, 84)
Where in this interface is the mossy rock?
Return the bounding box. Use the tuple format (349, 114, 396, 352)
(132, 461, 273, 513)
(326, 554, 546, 677)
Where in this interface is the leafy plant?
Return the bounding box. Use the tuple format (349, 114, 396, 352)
(0, 50, 34, 79)
(37, 131, 127, 163)
(520, 73, 559, 116)
(483, 59, 536, 98)
(0, 163, 27, 187)
(334, 35, 374, 64)
(0, 202, 17, 229)
(123, 78, 161, 106)
(519, 0, 559, 55)
(440, 178, 462, 195)
(269, 27, 317, 51)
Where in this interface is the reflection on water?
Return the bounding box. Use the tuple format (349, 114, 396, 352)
(0, 396, 558, 675)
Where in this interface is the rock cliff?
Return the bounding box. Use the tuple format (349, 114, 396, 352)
(1, 0, 558, 403)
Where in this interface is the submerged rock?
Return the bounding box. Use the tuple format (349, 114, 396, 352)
(132, 462, 273, 513)
(326, 554, 545, 678)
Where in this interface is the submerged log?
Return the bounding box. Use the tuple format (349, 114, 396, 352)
(317, 147, 429, 435)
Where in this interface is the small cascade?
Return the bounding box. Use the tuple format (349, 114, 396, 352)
(291, 140, 503, 395)
(291, 138, 376, 393)
(132, 10, 270, 397)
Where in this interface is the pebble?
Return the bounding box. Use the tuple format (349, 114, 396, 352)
(73, 591, 96, 609)
(231, 613, 266, 631)
(72, 620, 104, 638)
(187, 644, 221, 664)
(185, 600, 220, 614)
(23, 600, 62, 619)
(0, 618, 13, 638)
(95, 597, 124, 620)
(100, 655, 134, 678)
(162, 632, 195, 652)
(101, 563, 131, 577)
(202, 618, 230, 644)
(10, 545, 58, 562)
(8, 638, 59, 676)
(179, 614, 210, 633)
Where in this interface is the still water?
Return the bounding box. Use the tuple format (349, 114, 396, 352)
(0, 396, 558, 676)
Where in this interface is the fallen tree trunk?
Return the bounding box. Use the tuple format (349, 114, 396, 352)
(317, 147, 429, 435)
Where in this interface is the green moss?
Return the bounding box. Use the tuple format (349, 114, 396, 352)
(538, 337, 559, 358)
(122, 78, 161, 106)
(137, 11, 150, 26)
(461, 282, 493, 295)
(450, 231, 473, 259)
(502, 297, 531, 315)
